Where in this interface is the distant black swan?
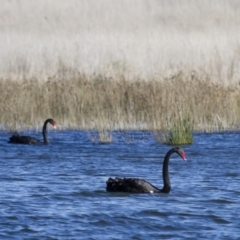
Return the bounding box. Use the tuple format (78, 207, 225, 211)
(9, 118, 56, 144)
(106, 147, 186, 193)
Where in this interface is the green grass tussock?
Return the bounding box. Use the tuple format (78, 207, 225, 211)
(165, 114, 194, 145)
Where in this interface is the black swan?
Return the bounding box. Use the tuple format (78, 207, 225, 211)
(9, 118, 56, 144)
(106, 147, 186, 193)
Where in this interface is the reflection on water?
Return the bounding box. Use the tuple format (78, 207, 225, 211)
(0, 130, 240, 239)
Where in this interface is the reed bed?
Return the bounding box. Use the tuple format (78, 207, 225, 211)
(0, 72, 240, 134)
(1, 0, 240, 142)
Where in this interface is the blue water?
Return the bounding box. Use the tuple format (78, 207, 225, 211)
(0, 130, 240, 239)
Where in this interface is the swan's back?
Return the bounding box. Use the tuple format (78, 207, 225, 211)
(106, 177, 161, 193)
(9, 135, 42, 144)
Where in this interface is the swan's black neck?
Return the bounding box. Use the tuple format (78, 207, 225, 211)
(161, 148, 178, 193)
(42, 119, 50, 144)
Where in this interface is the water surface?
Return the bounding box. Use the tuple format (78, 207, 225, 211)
(0, 130, 239, 239)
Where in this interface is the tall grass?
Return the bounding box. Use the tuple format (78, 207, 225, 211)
(166, 114, 194, 145)
(1, 1, 240, 140)
(153, 112, 194, 145)
(0, 72, 240, 133)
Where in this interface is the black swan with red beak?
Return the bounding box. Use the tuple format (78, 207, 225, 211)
(106, 147, 186, 193)
(9, 118, 56, 144)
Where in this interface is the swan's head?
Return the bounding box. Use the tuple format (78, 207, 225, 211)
(176, 147, 186, 161)
(49, 119, 57, 129)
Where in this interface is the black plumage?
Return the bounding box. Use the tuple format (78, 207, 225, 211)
(106, 147, 186, 193)
(9, 118, 56, 145)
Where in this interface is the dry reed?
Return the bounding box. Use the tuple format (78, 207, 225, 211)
(1, 71, 240, 133)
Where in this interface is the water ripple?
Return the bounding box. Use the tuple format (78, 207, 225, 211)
(0, 131, 240, 239)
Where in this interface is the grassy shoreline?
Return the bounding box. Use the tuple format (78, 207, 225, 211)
(1, 72, 240, 133)
(1, 1, 240, 144)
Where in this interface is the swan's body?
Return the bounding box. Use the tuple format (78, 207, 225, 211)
(106, 177, 163, 193)
(9, 118, 56, 145)
(106, 147, 186, 193)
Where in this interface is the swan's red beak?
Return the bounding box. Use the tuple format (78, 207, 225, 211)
(181, 152, 186, 161)
(52, 123, 57, 129)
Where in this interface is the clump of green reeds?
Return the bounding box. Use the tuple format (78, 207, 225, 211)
(153, 113, 194, 145)
(164, 114, 194, 145)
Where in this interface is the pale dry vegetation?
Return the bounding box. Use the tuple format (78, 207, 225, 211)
(1, 0, 240, 83)
(0, 72, 239, 132)
(0, 1, 240, 134)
